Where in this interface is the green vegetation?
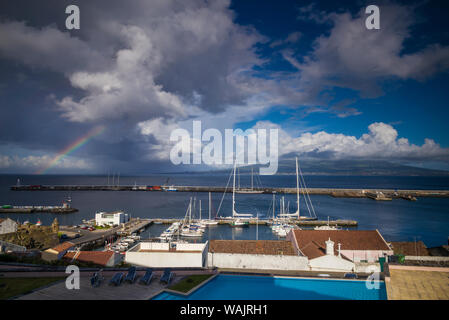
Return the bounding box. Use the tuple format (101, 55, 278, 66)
(0, 277, 64, 300)
(94, 225, 111, 230)
(168, 274, 213, 293)
(0, 253, 104, 268)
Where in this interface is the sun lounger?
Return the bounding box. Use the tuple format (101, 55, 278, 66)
(344, 273, 358, 279)
(90, 272, 99, 287)
(125, 266, 137, 283)
(139, 268, 153, 285)
(109, 272, 123, 286)
(160, 268, 174, 284)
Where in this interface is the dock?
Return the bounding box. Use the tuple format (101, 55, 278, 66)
(10, 184, 449, 199)
(148, 218, 358, 227)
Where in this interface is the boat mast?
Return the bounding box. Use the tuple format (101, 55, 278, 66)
(199, 200, 202, 220)
(295, 157, 300, 218)
(189, 197, 192, 224)
(209, 192, 212, 220)
(251, 168, 254, 190)
(272, 193, 275, 219)
(232, 161, 236, 218)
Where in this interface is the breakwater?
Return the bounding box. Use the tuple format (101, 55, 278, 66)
(10, 185, 449, 199)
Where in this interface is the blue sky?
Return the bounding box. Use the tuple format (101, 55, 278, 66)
(0, 0, 448, 174)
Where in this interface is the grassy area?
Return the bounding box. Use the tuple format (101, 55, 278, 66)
(0, 277, 64, 300)
(168, 274, 213, 293)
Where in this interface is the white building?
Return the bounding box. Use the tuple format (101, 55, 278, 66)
(208, 240, 309, 271)
(95, 211, 129, 226)
(287, 229, 393, 273)
(0, 218, 18, 235)
(125, 241, 208, 268)
(307, 238, 355, 272)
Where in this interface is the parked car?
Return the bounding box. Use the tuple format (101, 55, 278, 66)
(88, 227, 95, 231)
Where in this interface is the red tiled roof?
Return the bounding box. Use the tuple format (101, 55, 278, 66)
(293, 230, 391, 252)
(300, 240, 326, 259)
(209, 240, 296, 256)
(390, 241, 429, 256)
(64, 251, 114, 266)
(51, 241, 75, 253)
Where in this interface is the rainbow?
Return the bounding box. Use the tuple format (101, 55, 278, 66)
(35, 125, 105, 175)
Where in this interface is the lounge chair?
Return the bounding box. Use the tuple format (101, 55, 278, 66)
(90, 272, 99, 287)
(125, 266, 137, 283)
(139, 268, 153, 285)
(160, 268, 174, 284)
(344, 273, 358, 279)
(109, 272, 123, 286)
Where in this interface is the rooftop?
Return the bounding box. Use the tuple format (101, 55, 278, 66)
(293, 230, 391, 252)
(50, 241, 75, 253)
(64, 250, 114, 266)
(390, 241, 429, 256)
(209, 240, 296, 256)
(299, 240, 326, 259)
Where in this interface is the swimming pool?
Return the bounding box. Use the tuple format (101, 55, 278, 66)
(152, 274, 387, 300)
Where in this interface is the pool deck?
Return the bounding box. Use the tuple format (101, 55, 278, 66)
(13, 270, 211, 300)
(385, 265, 449, 300)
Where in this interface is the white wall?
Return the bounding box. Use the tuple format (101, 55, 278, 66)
(341, 250, 393, 263)
(309, 255, 355, 272)
(354, 262, 381, 273)
(208, 253, 309, 271)
(0, 219, 17, 235)
(125, 241, 208, 268)
(125, 251, 204, 268)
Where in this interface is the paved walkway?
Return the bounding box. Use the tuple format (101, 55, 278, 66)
(17, 271, 177, 300)
(386, 266, 449, 300)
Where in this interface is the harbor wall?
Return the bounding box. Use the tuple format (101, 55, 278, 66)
(207, 252, 309, 271)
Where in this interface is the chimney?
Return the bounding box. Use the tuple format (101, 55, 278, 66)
(325, 237, 334, 256)
(337, 243, 342, 258)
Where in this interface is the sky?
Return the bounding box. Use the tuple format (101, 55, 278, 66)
(0, 0, 448, 174)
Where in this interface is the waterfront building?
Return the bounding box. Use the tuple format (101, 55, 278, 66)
(64, 250, 121, 267)
(0, 218, 18, 235)
(287, 229, 393, 271)
(41, 241, 75, 261)
(125, 241, 208, 268)
(305, 238, 355, 272)
(95, 211, 129, 227)
(207, 240, 309, 271)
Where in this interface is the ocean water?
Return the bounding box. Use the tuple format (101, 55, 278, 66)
(0, 174, 448, 247)
(152, 274, 387, 300)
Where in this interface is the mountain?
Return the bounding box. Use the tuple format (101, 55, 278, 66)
(190, 159, 449, 176)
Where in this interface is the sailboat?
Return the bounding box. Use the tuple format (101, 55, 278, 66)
(230, 162, 252, 227)
(202, 192, 219, 226)
(180, 198, 204, 237)
(236, 168, 263, 194)
(278, 157, 317, 221)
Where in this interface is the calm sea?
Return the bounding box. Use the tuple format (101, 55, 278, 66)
(0, 174, 448, 247)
